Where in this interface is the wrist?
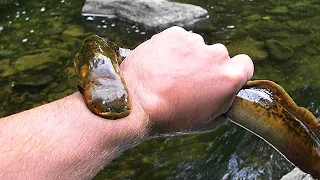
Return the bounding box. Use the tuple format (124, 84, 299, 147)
(71, 92, 150, 148)
(45, 92, 150, 178)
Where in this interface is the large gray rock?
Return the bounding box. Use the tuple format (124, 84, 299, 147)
(281, 168, 314, 180)
(82, 0, 208, 29)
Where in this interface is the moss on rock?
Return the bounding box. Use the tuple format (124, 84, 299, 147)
(14, 74, 54, 87)
(13, 48, 72, 72)
(0, 58, 16, 77)
(0, 49, 16, 58)
(265, 39, 293, 61)
(62, 24, 88, 37)
(227, 37, 268, 62)
(245, 21, 291, 40)
(266, 6, 288, 14)
(246, 14, 262, 21)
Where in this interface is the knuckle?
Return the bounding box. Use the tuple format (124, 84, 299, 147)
(208, 43, 229, 59)
(170, 26, 186, 31)
(232, 54, 254, 81)
(188, 33, 205, 43)
(152, 26, 187, 41)
(165, 26, 187, 35)
(223, 68, 247, 87)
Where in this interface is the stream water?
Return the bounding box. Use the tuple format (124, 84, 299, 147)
(1, 0, 320, 179)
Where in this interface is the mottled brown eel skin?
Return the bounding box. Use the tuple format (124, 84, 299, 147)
(74, 35, 320, 178)
(74, 35, 131, 120)
(226, 80, 320, 178)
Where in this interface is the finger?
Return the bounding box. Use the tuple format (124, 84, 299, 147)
(223, 54, 254, 91)
(187, 32, 205, 44)
(153, 26, 188, 40)
(206, 43, 230, 62)
(163, 26, 187, 34)
(229, 54, 254, 82)
(166, 27, 205, 45)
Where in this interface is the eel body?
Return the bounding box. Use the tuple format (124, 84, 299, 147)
(226, 80, 320, 178)
(73, 35, 131, 119)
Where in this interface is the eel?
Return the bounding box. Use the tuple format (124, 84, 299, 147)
(225, 80, 320, 178)
(73, 35, 131, 119)
(74, 35, 320, 178)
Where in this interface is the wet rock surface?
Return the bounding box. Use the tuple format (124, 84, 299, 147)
(281, 168, 314, 180)
(81, 0, 208, 29)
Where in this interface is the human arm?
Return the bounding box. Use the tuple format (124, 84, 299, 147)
(0, 26, 253, 179)
(0, 92, 149, 179)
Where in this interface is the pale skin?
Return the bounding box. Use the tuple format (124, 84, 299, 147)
(0, 27, 254, 179)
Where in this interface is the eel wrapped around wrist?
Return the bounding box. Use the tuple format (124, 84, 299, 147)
(73, 35, 131, 119)
(74, 35, 320, 178)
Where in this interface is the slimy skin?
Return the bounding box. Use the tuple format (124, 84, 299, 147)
(74, 35, 131, 119)
(226, 80, 320, 178)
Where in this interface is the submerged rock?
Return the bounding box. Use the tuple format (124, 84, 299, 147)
(0, 0, 14, 5)
(267, 6, 289, 14)
(14, 74, 54, 88)
(13, 48, 72, 72)
(62, 24, 89, 38)
(245, 14, 262, 21)
(81, 0, 208, 29)
(281, 168, 314, 180)
(227, 37, 268, 62)
(0, 58, 16, 77)
(0, 49, 16, 58)
(265, 39, 293, 61)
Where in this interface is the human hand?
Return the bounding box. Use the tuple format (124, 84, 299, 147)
(120, 26, 254, 136)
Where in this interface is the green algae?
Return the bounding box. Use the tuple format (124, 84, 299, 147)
(13, 48, 72, 72)
(265, 39, 293, 61)
(62, 24, 88, 37)
(266, 6, 289, 14)
(14, 74, 54, 87)
(227, 37, 268, 62)
(0, 49, 16, 58)
(0, 58, 15, 77)
(246, 14, 262, 21)
(245, 20, 291, 40)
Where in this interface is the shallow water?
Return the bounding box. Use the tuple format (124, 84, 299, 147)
(0, 0, 320, 179)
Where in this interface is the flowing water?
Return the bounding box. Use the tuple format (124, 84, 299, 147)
(1, 0, 320, 179)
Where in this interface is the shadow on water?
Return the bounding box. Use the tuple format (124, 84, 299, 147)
(0, 0, 320, 179)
